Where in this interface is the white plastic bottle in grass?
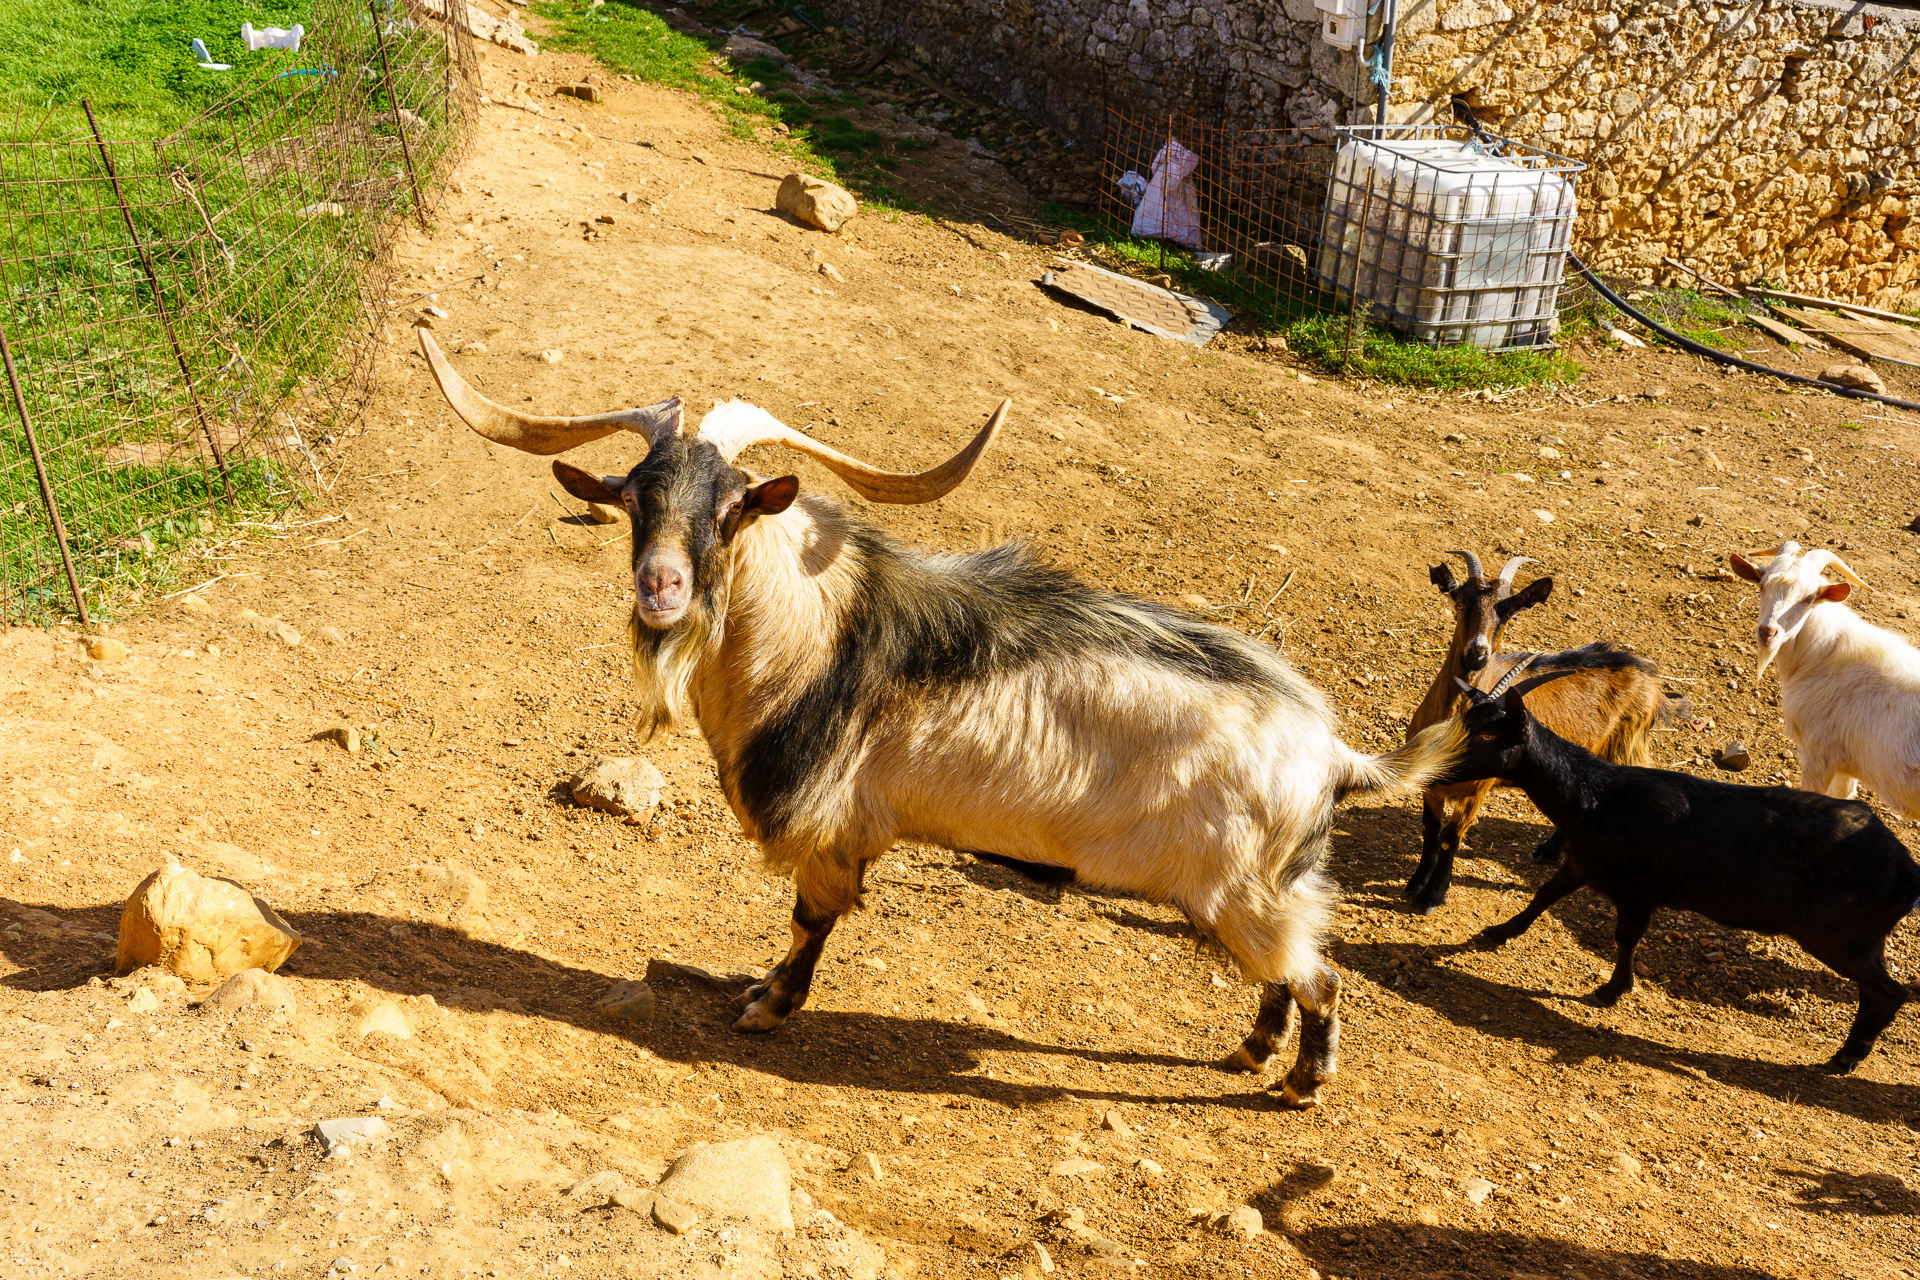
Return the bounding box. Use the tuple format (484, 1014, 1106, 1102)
(241, 23, 305, 51)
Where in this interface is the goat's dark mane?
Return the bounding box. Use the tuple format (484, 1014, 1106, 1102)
(735, 518, 1301, 842)
(1504, 640, 1657, 675)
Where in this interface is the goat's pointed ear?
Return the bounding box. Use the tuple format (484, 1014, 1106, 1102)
(744, 474, 799, 517)
(553, 460, 623, 506)
(1429, 563, 1458, 593)
(1729, 553, 1763, 583)
(1500, 575, 1553, 614)
(1821, 582, 1852, 602)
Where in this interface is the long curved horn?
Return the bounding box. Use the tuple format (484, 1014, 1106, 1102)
(1801, 549, 1872, 592)
(1487, 654, 1535, 697)
(1497, 556, 1538, 588)
(417, 329, 683, 456)
(1448, 549, 1484, 580)
(1739, 542, 1790, 566)
(1507, 669, 1579, 702)
(694, 398, 1009, 504)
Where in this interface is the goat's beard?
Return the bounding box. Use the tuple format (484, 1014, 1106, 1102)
(629, 593, 725, 738)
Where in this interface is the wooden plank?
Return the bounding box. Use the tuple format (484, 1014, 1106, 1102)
(1768, 303, 1920, 369)
(1660, 255, 1742, 298)
(1748, 311, 1826, 349)
(1749, 288, 1920, 328)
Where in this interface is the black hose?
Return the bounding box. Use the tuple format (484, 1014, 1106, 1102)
(1566, 252, 1920, 414)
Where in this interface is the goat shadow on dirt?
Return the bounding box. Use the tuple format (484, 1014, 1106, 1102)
(1318, 805, 1920, 1127)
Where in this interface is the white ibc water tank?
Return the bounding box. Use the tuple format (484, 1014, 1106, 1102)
(1313, 134, 1581, 350)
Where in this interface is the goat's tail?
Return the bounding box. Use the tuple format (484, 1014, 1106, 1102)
(1337, 717, 1466, 801)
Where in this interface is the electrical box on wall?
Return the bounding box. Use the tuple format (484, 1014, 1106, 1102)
(1316, 0, 1360, 48)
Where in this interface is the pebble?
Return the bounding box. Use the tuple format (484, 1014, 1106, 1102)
(818, 262, 845, 283)
(1714, 741, 1751, 772)
(354, 1000, 412, 1039)
(1210, 972, 1230, 989)
(323, 724, 361, 753)
(234, 609, 301, 646)
(1100, 1109, 1133, 1140)
(570, 756, 665, 817)
(314, 1116, 389, 1157)
(569, 1170, 629, 1200)
(423, 306, 449, 319)
(848, 1151, 884, 1181)
(86, 637, 128, 662)
(1462, 1176, 1495, 1204)
(126, 986, 160, 1014)
(586, 501, 623, 525)
(177, 594, 214, 615)
(1049, 1157, 1104, 1178)
(651, 1196, 698, 1235)
(196, 968, 296, 1014)
(611, 1186, 655, 1216)
(1221, 1204, 1263, 1240)
(1137, 1158, 1164, 1176)
(1609, 1152, 1644, 1178)
(1641, 383, 1669, 399)
(595, 979, 655, 1025)
(1028, 1240, 1055, 1273)
(1532, 509, 1555, 524)
(541, 349, 565, 364)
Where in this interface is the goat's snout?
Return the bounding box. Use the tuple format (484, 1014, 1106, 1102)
(1462, 641, 1492, 673)
(1757, 622, 1781, 648)
(635, 548, 693, 625)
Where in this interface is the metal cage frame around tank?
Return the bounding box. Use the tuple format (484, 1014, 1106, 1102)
(1312, 124, 1585, 352)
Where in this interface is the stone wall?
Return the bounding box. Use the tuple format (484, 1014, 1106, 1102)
(817, 0, 1920, 307)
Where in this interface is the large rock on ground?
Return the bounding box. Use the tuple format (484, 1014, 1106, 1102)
(1819, 362, 1888, 395)
(116, 861, 301, 983)
(654, 1135, 794, 1230)
(776, 173, 858, 232)
(570, 756, 664, 817)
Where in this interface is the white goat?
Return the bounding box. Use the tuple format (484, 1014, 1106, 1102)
(1730, 542, 1920, 809)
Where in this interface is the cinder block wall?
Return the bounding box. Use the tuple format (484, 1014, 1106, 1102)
(819, 0, 1920, 306)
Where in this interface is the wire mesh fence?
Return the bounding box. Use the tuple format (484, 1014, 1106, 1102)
(0, 0, 478, 626)
(1071, 95, 1588, 359)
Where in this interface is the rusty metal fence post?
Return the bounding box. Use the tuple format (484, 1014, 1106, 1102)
(371, 0, 432, 231)
(0, 321, 89, 625)
(82, 99, 236, 507)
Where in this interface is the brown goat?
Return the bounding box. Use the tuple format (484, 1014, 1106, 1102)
(1403, 550, 1690, 913)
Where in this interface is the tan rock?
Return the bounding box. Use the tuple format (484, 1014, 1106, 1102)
(777, 173, 858, 232)
(197, 968, 297, 1014)
(587, 501, 623, 525)
(571, 756, 664, 817)
(176, 594, 214, 615)
(354, 1000, 413, 1039)
(86, 636, 128, 662)
(234, 609, 301, 646)
(656, 1135, 794, 1229)
(116, 861, 302, 983)
(1819, 362, 1888, 395)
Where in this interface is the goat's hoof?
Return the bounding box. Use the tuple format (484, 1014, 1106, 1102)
(1582, 987, 1627, 1008)
(736, 982, 771, 1010)
(1823, 1051, 1866, 1074)
(1413, 896, 1446, 916)
(1530, 845, 1562, 865)
(732, 999, 786, 1033)
(1274, 1079, 1327, 1109)
(1471, 928, 1510, 950)
(1217, 1045, 1272, 1074)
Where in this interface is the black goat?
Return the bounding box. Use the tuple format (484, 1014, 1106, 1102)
(1451, 663, 1920, 1072)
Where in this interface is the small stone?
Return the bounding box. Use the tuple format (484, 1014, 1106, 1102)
(1028, 1240, 1055, 1273)
(314, 1116, 389, 1157)
(317, 626, 346, 644)
(644, 958, 766, 991)
(568, 128, 596, 151)
(1444, 432, 1467, 444)
(1462, 1176, 1495, 1204)
(651, 1196, 697, 1235)
(1713, 741, 1750, 772)
(86, 636, 128, 662)
(1537, 446, 1561, 459)
(1082, 1235, 1125, 1257)
(776, 172, 858, 232)
(596, 214, 616, 225)
(1609, 1152, 1643, 1178)
(323, 724, 361, 753)
(569, 1170, 629, 1200)
(177, 594, 214, 615)
(1058, 229, 1085, 247)
(1100, 1109, 1133, 1140)
(116, 861, 302, 983)
(556, 83, 603, 103)
(423, 306, 449, 319)
(197, 969, 296, 1015)
(586, 501, 622, 525)
(1137, 1158, 1164, 1176)
(126, 986, 161, 1015)
(234, 609, 301, 646)
(540, 349, 565, 364)
(655, 1135, 793, 1229)
(1820, 362, 1887, 395)
(1705, 949, 1726, 962)
(1050, 1157, 1103, 1178)
(611, 1187, 656, 1216)
(1688, 513, 1706, 527)
(354, 1000, 412, 1038)
(1641, 383, 1669, 399)
(860, 956, 886, 971)
(1210, 972, 1230, 989)
(570, 756, 665, 817)
(1221, 1204, 1263, 1240)
(818, 261, 845, 283)
(1532, 509, 1555, 524)
(620, 191, 640, 203)
(849, 1151, 884, 1181)
(595, 979, 655, 1025)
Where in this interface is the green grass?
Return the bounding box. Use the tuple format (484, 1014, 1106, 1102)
(0, 0, 467, 623)
(1284, 315, 1581, 390)
(531, 0, 920, 210)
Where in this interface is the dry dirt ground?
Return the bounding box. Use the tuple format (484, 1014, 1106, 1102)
(9, 41, 1920, 1280)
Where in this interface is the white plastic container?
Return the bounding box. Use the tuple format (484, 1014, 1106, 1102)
(1313, 132, 1581, 349)
(1315, 0, 1361, 48)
